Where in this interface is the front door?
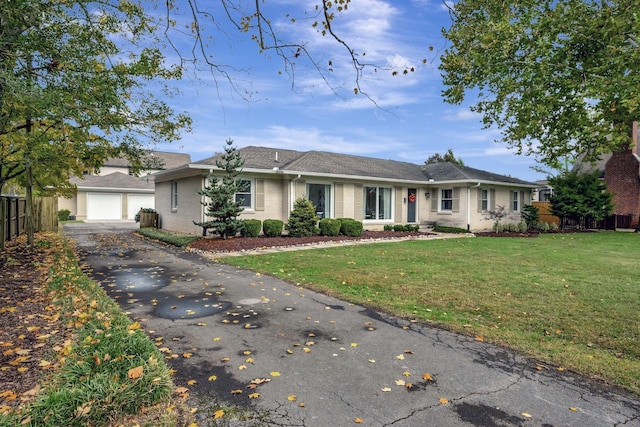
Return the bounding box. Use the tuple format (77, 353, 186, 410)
(407, 188, 417, 223)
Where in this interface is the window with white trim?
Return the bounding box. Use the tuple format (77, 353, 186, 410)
(171, 181, 178, 210)
(512, 191, 519, 211)
(441, 189, 453, 211)
(481, 189, 489, 211)
(235, 179, 253, 208)
(307, 183, 331, 218)
(364, 186, 392, 220)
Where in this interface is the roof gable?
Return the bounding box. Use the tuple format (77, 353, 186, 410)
(70, 172, 154, 190)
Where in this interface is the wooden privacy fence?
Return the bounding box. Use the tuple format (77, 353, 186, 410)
(532, 201, 634, 230)
(532, 201, 561, 227)
(1, 196, 58, 244)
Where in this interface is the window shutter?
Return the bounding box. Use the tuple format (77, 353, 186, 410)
(255, 179, 265, 211)
(490, 189, 496, 210)
(334, 183, 344, 218)
(477, 188, 483, 213)
(395, 186, 403, 222)
(430, 188, 438, 212)
(354, 184, 363, 220)
(452, 188, 460, 213)
(520, 191, 525, 211)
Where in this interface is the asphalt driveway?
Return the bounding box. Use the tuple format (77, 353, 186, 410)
(63, 222, 640, 427)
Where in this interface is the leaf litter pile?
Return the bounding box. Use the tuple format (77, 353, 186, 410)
(0, 236, 68, 413)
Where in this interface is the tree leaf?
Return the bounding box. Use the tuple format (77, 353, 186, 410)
(128, 366, 143, 380)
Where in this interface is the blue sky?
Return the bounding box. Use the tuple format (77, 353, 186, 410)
(152, 0, 546, 183)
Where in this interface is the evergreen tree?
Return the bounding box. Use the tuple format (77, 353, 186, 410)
(548, 171, 613, 227)
(286, 198, 320, 237)
(195, 140, 246, 239)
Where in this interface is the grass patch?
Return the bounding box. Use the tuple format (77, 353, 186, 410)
(222, 232, 640, 395)
(138, 228, 200, 247)
(0, 233, 193, 427)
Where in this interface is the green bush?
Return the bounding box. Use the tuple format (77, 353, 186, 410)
(319, 218, 342, 236)
(58, 209, 71, 221)
(338, 218, 363, 237)
(242, 219, 262, 237)
(383, 224, 393, 231)
(393, 224, 405, 232)
(286, 198, 320, 237)
(263, 219, 284, 237)
(432, 225, 471, 234)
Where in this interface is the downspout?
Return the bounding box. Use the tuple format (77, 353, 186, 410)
(468, 183, 481, 231)
(290, 174, 302, 211)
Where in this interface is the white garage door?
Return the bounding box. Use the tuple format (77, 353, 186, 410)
(127, 194, 155, 220)
(87, 193, 122, 221)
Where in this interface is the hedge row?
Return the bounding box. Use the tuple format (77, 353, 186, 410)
(241, 218, 363, 238)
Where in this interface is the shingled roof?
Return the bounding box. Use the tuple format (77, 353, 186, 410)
(70, 172, 154, 190)
(105, 151, 191, 170)
(194, 146, 535, 186)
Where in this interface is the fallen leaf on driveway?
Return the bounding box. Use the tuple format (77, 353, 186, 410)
(439, 397, 449, 405)
(214, 409, 224, 419)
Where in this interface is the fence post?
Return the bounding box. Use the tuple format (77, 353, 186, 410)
(0, 197, 6, 250)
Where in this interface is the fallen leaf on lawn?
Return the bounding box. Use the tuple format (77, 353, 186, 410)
(208, 375, 217, 381)
(522, 412, 532, 418)
(248, 392, 260, 399)
(422, 373, 433, 381)
(288, 395, 297, 401)
(354, 417, 364, 423)
(74, 404, 91, 417)
(0, 391, 17, 401)
(214, 409, 224, 419)
(270, 371, 281, 377)
(381, 387, 392, 392)
(127, 322, 141, 331)
(128, 366, 143, 380)
(187, 379, 197, 385)
(439, 397, 449, 405)
(475, 335, 483, 342)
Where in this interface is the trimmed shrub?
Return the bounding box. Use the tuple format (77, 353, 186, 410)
(339, 218, 363, 237)
(432, 225, 471, 234)
(393, 224, 405, 232)
(319, 218, 342, 236)
(58, 209, 71, 221)
(517, 221, 528, 233)
(263, 219, 284, 237)
(383, 224, 393, 231)
(286, 198, 320, 237)
(242, 219, 262, 237)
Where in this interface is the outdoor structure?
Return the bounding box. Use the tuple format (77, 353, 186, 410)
(59, 151, 191, 221)
(153, 146, 536, 235)
(574, 121, 640, 229)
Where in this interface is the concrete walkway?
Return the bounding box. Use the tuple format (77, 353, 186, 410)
(63, 223, 640, 427)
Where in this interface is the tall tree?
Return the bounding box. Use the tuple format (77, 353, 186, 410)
(195, 140, 246, 239)
(548, 170, 613, 227)
(1, 0, 191, 245)
(425, 148, 464, 165)
(440, 0, 640, 166)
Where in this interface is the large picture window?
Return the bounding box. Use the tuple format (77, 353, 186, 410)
(235, 180, 253, 208)
(364, 186, 392, 220)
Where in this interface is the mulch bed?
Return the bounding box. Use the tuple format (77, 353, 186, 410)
(188, 230, 431, 252)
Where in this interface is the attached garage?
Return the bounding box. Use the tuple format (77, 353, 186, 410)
(87, 193, 122, 220)
(127, 194, 155, 220)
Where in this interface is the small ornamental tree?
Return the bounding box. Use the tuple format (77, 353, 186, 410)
(548, 170, 613, 227)
(195, 140, 246, 239)
(486, 205, 509, 231)
(286, 198, 320, 237)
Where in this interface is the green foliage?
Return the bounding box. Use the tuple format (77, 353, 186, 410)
(242, 219, 262, 237)
(440, 0, 640, 166)
(486, 205, 509, 230)
(432, 225, 471, 234)
(286, 198, 319, 237)
(195, 140, 246, 239)
(425, 148, 464, 165)
(57, 209, 70, 221)
(338, 218, 363, 237)
(521, 205, 539, 229)
(0, 0, 191, 198)
(319, 218, 342, 236)
(137, 228, 200, 247)
(549, 171, 613, 225)
(383, 224, 393, 231)
(134, 207, 156, 223)
(263, 219, 284, 237)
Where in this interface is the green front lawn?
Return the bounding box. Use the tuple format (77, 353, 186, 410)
(222, 232, 640, 395)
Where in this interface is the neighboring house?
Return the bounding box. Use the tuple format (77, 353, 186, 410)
(59, 151, 191, 221)
(153, 146, 536, 235)
(573, 121, 640, 229)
